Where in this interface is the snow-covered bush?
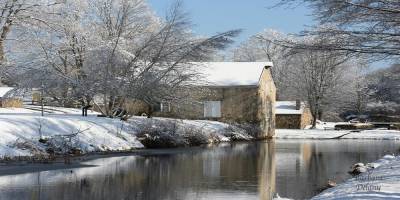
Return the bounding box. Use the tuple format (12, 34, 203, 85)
(185, 128, 210, 146)
(136, 120, 188, 148)
(224, 123, 260, 140)
(45, 135, 83, 155)
(135, 118, 255, 148)
(136, 119, 215, 148)
(9, 138, 46, 156)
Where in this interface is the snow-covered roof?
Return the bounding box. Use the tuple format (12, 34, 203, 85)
(276, 101, 305, 115)
(197, 62, 273, 86)
(0, 87, 14, 98)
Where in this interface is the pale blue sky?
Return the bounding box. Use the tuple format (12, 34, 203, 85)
(147, 0, 314, 45)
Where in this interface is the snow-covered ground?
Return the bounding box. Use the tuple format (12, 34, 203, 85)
(276, 129, 400, 140)
(276, 120, 400, 140)
(0, 106, 253, 158)
(313, 155, 400, 199)
(304, 121, 340, 130)
(0, 107, 143, 157)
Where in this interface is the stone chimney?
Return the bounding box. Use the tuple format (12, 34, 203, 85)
(295, 99, 301, 110)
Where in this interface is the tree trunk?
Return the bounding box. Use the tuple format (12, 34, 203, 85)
(311, 111, 318, 129)
(0, 40, 4, 85)
(0, 40, 4, 63)
(310, 102, 319, 129)
(1, 20, 12, 84)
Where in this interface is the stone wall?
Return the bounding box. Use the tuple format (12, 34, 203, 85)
(276, 108, 312, 129)
(257, 66, 276, 138)
(276, 114, 302, 129)
(220, 86, 260, 123)
(154, 86, 260, 124)
(153, 87, 221, 119)
(300, 108, 313, 129)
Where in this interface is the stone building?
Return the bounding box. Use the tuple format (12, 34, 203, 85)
(151, 62, 276, 138)
(275, 101, 312, 129)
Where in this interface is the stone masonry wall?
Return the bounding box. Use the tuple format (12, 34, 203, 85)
(257, 67, 276, 138)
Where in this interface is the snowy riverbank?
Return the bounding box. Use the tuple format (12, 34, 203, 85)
(0, 107, 254, 159)
(276, 129, 400, 140)
(312, 155, 400, 199)
(0, 108, 143, 158)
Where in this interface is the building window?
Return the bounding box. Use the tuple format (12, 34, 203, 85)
(204, 101, 221, 118)
(160, 102, 171, 112)
(153, 101, 171, 113)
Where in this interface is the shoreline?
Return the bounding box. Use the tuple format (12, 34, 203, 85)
(312, 154, 400, 199)
(275, 129, 400, 140)
(0, 142, 250, 176)
(1, 137, 398, 177)
(0, 108, 256, 160)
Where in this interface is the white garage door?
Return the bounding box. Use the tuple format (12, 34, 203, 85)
(204, 101, 221, 118)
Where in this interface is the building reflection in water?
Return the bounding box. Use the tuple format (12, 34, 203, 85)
(258, 140, 276, 200)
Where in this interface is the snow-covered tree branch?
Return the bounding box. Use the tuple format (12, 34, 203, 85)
(6, 0, 240, 117)
(277, 0, 400, 61)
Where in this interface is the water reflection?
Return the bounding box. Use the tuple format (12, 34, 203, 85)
(275, 140, 400, 199)
(0, 140, 399, 200)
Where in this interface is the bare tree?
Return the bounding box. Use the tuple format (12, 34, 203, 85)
(9, 0, 240, 117)
(258, 33, 357, 126)
(340, 62, 371, 116)
(83, 0, 240, 116)
(277, 0, 400, 61)
(232, 29, 296, 99)
(6, 0, 92, 106)
(289, 45, 350, 127)
(366, 64, 400, 115)
(233, 28, 371, 123)
(0, 0, 59, 83)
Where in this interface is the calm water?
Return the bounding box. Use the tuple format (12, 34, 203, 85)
(0, 140, 399, 200)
